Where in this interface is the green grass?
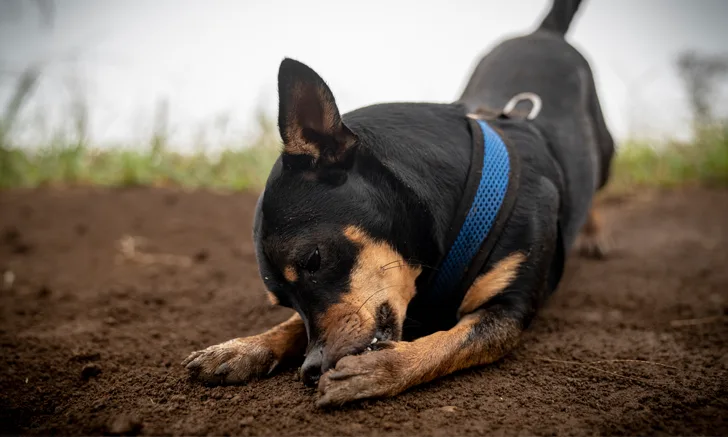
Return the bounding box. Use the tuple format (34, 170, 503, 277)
(1, 121, 727, 192)
(0, 144, 280, 191)
(0, 140, 281, 191)
(0, 114, 283, 191)
(608, 125, 728, 191)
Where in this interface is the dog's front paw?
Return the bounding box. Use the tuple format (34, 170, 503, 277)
(316, 344, 409, 408)
(182, 337, 278, 385)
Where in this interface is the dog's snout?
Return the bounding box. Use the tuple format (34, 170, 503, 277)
(300, 346, 323, 387)
(299, 308, 383, 387)
(301, 341, 363, 386)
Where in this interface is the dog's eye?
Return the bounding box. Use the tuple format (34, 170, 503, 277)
(304, 247, 321, 274)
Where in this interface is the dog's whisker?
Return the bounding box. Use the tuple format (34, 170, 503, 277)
(353, 284, 402, 317)
(380, 259, 404, 269)
(381, 257, 438, 272)
(403, 316, 423, 328)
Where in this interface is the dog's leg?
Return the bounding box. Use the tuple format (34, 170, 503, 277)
(183, 313, 307, 385)
(578, 207, 611, 259)
(316, 252, 534, 407)
(316, 307, 523, 407)
(316, 179, 560, 407)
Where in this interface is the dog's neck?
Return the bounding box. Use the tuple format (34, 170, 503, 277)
(344, 103, 476, 270)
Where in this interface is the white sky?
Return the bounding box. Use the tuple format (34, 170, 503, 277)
(1, 0, 727, 151)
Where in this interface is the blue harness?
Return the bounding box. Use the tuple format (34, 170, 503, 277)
(429, 118, 516, 299)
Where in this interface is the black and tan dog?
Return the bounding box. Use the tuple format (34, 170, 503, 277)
(183, 0, 614, 407)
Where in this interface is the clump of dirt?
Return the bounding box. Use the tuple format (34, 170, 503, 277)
(1, 187, 726, 436)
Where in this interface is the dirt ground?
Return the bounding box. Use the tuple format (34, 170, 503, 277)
(0, 186, 726, 436)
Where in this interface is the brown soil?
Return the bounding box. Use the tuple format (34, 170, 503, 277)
(1, 187, 726, 436)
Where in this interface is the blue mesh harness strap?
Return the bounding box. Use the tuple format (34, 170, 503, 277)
(428, 117, 520, 300)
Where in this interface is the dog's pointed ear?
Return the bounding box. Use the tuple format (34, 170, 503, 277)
(277, 58, 357, 167)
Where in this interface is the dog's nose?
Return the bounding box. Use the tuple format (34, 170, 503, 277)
(300, 347, 323, 387)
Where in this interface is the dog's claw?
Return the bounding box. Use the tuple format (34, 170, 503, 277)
(315, 394, 342, 409)
(266, 359, 281, 375)
(181, 350, 203, 367)
(326, 369, 364, 381)
(214, 362, 230, 376)
(184, 355, 205, 370)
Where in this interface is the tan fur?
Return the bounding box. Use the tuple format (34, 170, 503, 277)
(317, 311, 522, 406)
(582, 208, 601, 237)
(182, 313, 307, 384)
(261, 313, 308, 360)
(266, 291, 279, 306)
(282, 83, 355, 161)
(283, 265, 298, 283)
(578, 207, 610, 259)
(318, 86, 338, 136)
(284, 123, 320, 158)
(317, 226, 422, 345)
(317, 257, 527, 406)
(283, 83, 321, 159)
(458, 252, 526, 318)
(394, 313, 520, 386)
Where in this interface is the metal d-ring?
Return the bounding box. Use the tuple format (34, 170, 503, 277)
(503, 92, 542, 120)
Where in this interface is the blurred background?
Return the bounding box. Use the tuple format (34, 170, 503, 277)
(1, 0, 727, 191)
(2, 3, 727, 435)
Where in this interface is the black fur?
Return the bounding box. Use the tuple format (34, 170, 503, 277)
(538, 0, 584, 35)
(278, 58, 357, 167)
(374, 302, 399, 343)
(253, 0, 613, 382)
(458, 0, 614, 248)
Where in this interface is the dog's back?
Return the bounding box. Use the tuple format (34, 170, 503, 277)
(457, 0, 614, 250)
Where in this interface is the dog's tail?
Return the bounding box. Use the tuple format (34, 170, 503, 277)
(537, 0, 584, 36)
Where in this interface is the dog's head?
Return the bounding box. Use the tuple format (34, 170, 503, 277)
(253, 58, 422, 386)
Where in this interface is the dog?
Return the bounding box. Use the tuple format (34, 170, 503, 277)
(183, 0, 614, 407)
